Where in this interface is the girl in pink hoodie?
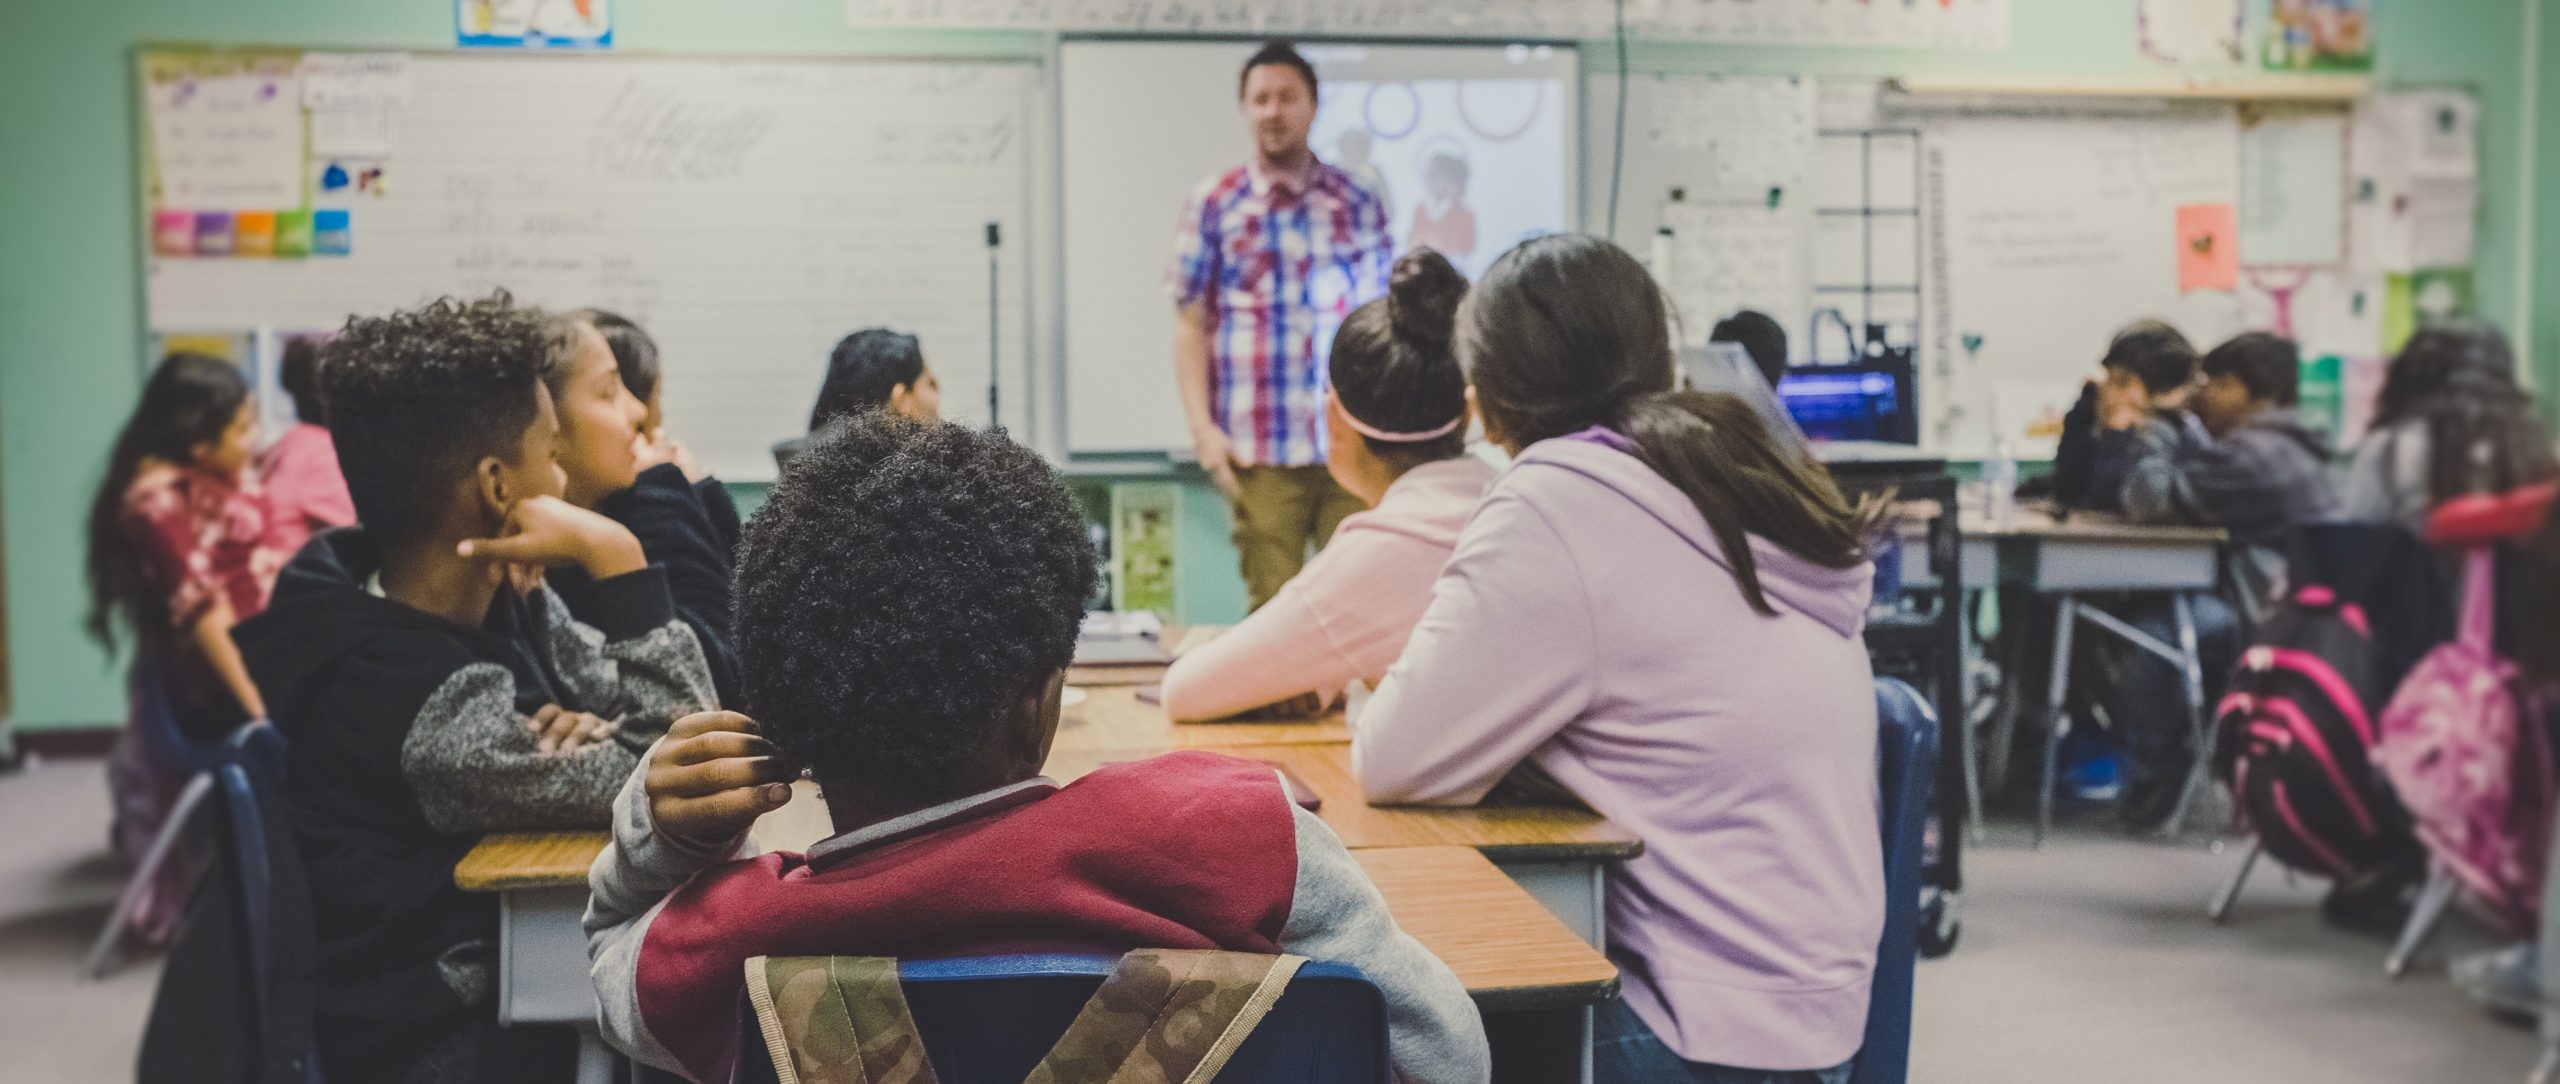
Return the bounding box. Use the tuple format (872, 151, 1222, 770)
(1354, 235, 1887, 1083)
(1161, 248, 1495, 721)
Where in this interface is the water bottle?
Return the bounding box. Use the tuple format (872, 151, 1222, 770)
(1985, 438, 2019, 528)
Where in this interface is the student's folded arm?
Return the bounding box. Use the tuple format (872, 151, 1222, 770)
(1275, 803, 1490, 1084)
(536, 573, 717, 743)
(1160, 583, 1352, 722)
(585, 745, 751, 1073)
(397, 663, 645, 833)
(2118, 419, 2202, 526)
(1352, 493, 1596, 806)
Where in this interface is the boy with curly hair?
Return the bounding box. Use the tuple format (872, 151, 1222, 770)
(584, 413, 1489, 1082)
(232, 293, 716, 1081)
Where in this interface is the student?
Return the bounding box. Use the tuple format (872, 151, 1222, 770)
(582, 309, 744, 557)
(232, 294, 715, 1082)
(2341, 322, 2556, 528)
(2101, 332, 2341, 825)
(537, 314, 743, 707)
(1351, 235, 1884, 1084)
(88, 353, 282, 943)
(258, 337, 356, 559)
(1709, 309, 1790, 391)
(2048, 320, 2199, 510)
(586, 413, 1488, 1083)
(771, 327, 941, 470)
(1160, 249, 1494, 722)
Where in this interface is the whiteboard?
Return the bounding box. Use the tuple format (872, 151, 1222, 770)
(1058, 40, 1578, 455)
(144, 51, 1038, 482)
(1922, 106, 2249, 458)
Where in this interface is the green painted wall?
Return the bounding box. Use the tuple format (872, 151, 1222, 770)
(1, 0, 2538, 730)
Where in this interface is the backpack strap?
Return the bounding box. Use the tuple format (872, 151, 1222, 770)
(2460, 545, 2497, 651)
(743, 955, 941, 1084)
(1025, 950, 1308, 1084)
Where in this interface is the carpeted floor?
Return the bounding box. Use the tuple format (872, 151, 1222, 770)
(0, 758, 2538, 1082)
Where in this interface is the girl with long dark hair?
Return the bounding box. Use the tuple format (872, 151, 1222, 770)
(1353, 234, 1886, 1084)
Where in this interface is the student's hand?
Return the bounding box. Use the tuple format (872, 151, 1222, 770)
(646, 711, 797, 846)
(2098, 377, 2152, 432)
(527, 704, 619, 755)
(1191, 426, 1241, 500)
(458, 495, 647, 580)
(634, 430, 705, 484)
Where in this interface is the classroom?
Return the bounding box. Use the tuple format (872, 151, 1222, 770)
(2, 0, 2556, 1080)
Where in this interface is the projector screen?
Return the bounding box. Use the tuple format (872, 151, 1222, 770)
(1059, 40, 1580, 455)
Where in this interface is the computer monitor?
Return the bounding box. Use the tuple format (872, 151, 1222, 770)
(1778, 355, 1918, 445)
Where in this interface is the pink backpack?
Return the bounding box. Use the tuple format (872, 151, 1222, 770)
(2373, 547, 2557, 932)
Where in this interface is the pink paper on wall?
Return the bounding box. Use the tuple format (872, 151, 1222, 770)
(2177, 203, 2240, 292)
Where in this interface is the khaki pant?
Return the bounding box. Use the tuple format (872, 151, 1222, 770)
(1230, 465, 1365, 611)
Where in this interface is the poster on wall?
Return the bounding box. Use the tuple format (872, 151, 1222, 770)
(458, 0, 613, 49)
(2263, 0, 2374, 72)
(2138, 0, 2245, 65)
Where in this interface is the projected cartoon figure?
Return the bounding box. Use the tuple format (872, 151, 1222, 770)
(1408, 149, 1476, 261)
(1335, 128, 1393, 222)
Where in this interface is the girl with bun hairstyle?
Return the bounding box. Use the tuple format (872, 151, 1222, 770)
(1161, 248, 1495, 722)
(1353, 234, 1887, 1083)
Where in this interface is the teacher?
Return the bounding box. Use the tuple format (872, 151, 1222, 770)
(1168, 41, 1394, 611)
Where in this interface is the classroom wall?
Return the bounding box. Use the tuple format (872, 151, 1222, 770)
(0, 0, 2540, 732)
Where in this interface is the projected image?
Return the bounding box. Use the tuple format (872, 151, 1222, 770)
(1307, 48, 1573, 280)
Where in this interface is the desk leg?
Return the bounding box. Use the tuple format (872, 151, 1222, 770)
(1959, 588, 1987, 842)
(2163, 592, 2213, 840)
(1581, 1005, 1596, 1084)
(2036, 595, 2079, 848)
(575, 1025, 615, 1084)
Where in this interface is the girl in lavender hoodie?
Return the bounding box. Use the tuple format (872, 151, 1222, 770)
(1353, 234, 1887, 1083)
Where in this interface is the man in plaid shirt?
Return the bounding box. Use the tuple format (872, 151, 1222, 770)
(1168, 41, 1394, 611)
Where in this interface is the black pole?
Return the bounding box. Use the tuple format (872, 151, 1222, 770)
(985, 221, 1001, 430)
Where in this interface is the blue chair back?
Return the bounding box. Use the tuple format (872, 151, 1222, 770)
(741, 953, 1388, 1084)
(1853, 677, 1939, 1084)
(216, 723, 323, 1084)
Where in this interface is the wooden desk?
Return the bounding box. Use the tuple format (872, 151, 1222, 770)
(1056, 684, 1350, 751)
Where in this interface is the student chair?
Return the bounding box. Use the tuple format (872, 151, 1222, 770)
(1852, 676, 1941, 1084)
(739, 954, 1389, 1084)
(135, 722, 323, 1083)
(84, 654, 224, 979)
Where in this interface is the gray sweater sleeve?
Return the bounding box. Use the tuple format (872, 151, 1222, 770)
(399, 663, 647, 833)
(529, 578, 717, 743)
(584, 746, 752, 1072)
(1277, 802, 1491, 1084)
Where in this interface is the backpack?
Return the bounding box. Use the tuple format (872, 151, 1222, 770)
(2373, 547, 2558, 932)
(2213, 583, 2417, 880)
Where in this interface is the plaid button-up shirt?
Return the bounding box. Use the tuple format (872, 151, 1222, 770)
(1168, 159, 1392, 467)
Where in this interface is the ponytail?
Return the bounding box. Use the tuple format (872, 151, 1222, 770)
(1618, 390, 1881, 615)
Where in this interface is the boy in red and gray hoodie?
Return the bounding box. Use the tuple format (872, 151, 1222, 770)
(583, 413, 1489, 1083)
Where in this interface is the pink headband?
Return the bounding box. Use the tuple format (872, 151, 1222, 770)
(1330, 380, 1466, 443)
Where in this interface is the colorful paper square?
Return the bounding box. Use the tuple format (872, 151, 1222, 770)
(194, 212, 236, 257)
(275, 210, 314, 258)
(313, 209, 352, 256)
(152, 210, 196, 257)
(233, 211, 277, 257)
(2176, 203, 2240, 293)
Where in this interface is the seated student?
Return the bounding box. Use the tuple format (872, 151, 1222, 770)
(88, 353, 282, 942)
(1709, 308, 1790, 391)
(1351, 235, 1884, 1084)
(545, 311, 744, 706)
(771, 327, 941, 470)
(232, 294, 715, 1082)
(1160, 249, 1494, 721)
(2341, 322, 2557, 529)
(2048, 320, 2200, 510)
(2097, 332, 2342, 825)
(259, 337, 356, 559)
(585, 308, 745, 556)
(585, 414, 1488, 1084)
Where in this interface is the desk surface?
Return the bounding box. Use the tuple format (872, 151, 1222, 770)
(1059, 684, 1351, 751)
(1964, 507, 2227, 545)
(1352, 846, 1618, 1009)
